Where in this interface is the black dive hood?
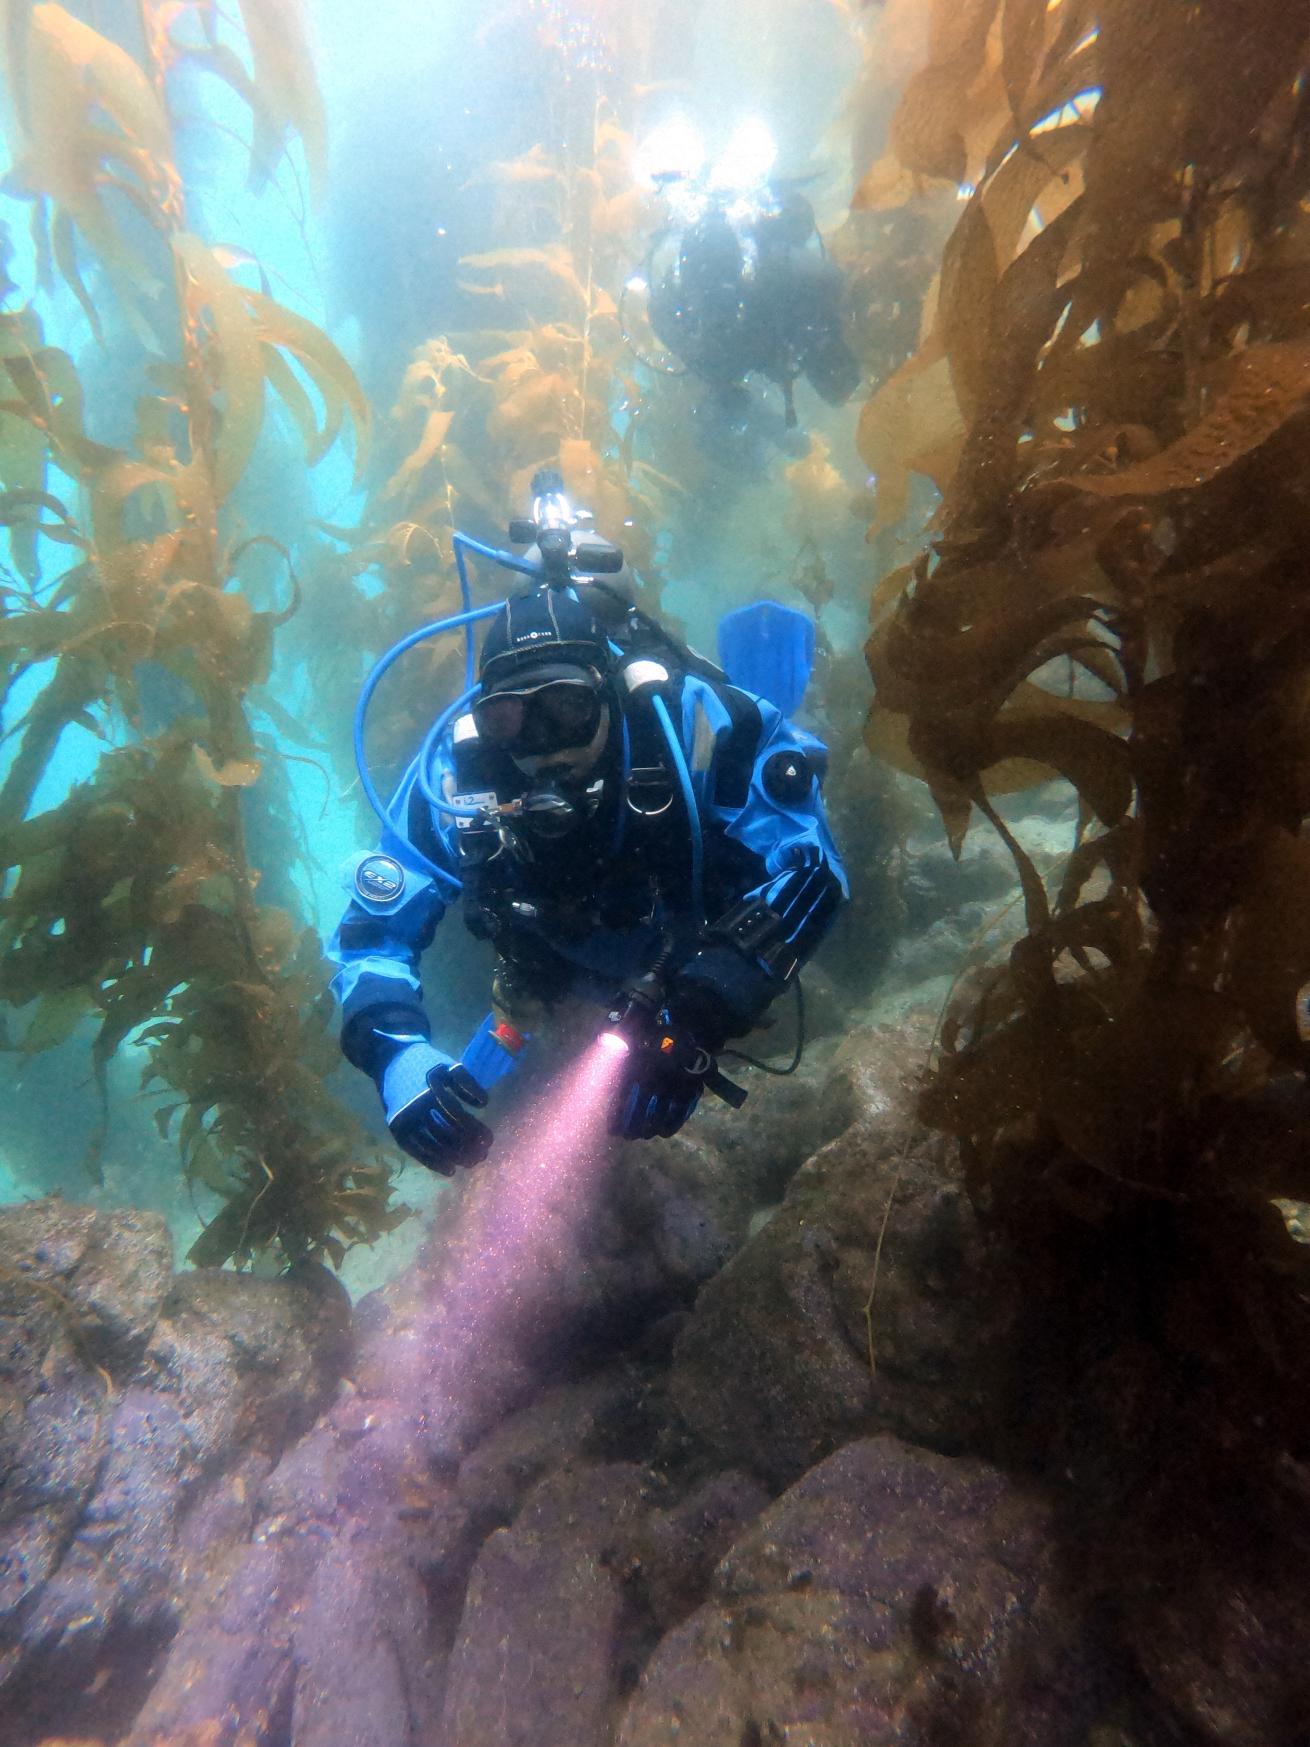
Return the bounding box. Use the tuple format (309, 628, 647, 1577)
(477, 584, 612, 695)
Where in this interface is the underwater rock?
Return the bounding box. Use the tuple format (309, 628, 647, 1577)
(669, 1025, 994, 1488)
(414, 1366, 656, 1654)
(0, 1199, 173, 1371)
(1125, 1543, 1310, 1747)
(290, 1526, 446, 1747)
(575, 1058, 849, 1344)
(441, 1367, 650, 1534)
(0, 1198, 354, 1746)
(691, 1048, 850, 1206)
(8, 1388, 192, 1694)
(139, 1262, 351, 1470)
(617, 1435, 1093, 1747)
(0, 1273, 109, 1688)
(439, 1462, 653, 1747)
(631, 1469, 772, 1633)
(599, 1131, 753, 1310)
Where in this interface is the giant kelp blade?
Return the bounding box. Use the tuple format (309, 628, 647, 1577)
(999, 0, 1047, 132)
(1073, 341, 1310, 499)
(174, 234, 266, 506)
(234, 0, 327, 198)
(245, 289, 371, 485)
(50, 207, 102, 345)
(263, 344, 328, 463)
(0, 311, 48, 580)
(887, 0, 1002, 184)
(984, 712, 1132, 829)
(857, 340, 963, 533)
(22, 3, 172, 299)
(0, 0, 34, 131)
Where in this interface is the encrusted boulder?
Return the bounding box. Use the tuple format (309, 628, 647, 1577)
(0, 1198, 353, 1747)
(617, 1436, 1097, 1747)
(689, 1051, 849, 1207)
(0, 1271, 109, 1686)
(630, 1468, 771, 1633)
(139, 1262, 350, 1469)
(669, 1025, 996, 1488)
(439, 1462, 655, 1747)
(595, 1130, 754, 1310)
(1119, 1483, 1310, 1747)
(0, 1199, 173, 1370)
(8, 1388, 193, 1713)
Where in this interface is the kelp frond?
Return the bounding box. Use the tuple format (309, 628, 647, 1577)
(0, 2, 390, 1268)
(856, 0, 1310, 1491)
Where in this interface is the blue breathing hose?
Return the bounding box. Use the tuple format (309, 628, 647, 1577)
(453, 534, 542, 689)
(354, 539, 545, 833)
(352, 600, 506, 837)
(651, 692, 704, 922)
(418, 685, 485, 818)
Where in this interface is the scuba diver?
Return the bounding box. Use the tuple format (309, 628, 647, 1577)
(328, 472, 847, 1174)
(637, 177, 861, 441)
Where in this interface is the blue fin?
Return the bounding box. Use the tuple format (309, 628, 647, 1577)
(716, 600, 817, 718)
(461, 1012, 529, 1089)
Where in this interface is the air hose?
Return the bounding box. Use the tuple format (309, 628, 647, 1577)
(352, 602, 506, 891)
(649, 691, 704, 924)
(352, 533, 560, 890)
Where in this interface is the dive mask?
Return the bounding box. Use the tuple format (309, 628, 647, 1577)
(472, 671, 603, 758)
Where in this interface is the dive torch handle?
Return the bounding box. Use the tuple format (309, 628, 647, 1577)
(703, 1064, 748, 1110)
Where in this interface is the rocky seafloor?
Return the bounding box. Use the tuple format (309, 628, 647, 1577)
(4, 999, 1309, 1747)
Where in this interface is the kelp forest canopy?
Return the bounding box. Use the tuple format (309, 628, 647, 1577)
(0, 0, 384, 1270)
(0, 0, 893, 1270)
(859, 0, 1310, 1492)
(5, 0, 1310, 1379)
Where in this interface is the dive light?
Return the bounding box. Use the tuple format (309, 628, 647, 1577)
(602, 970, 748, 1110)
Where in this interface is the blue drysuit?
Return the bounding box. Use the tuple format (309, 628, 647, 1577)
(328, 672, 848, 1089)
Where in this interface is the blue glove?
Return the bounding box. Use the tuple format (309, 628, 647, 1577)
(610, 1024, 707, 1141)
(381, 1040, 493, 1174)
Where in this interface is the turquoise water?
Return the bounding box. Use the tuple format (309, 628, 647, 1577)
(8, 7, 1262, 1747)
(0, 0, 902, 1277)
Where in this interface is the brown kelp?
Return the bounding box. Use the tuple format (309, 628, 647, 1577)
(304, 83, 698, 821)
(0, 2, 395, 1268)
(858, 0, 1310, 1572)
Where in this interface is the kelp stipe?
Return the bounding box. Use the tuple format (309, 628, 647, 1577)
(856, 0, 1310, 1596)
(0, 2, 399, 1269)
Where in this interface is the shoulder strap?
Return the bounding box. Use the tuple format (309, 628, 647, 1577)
(621, 675, 681, 825)
(607, 598, 728, 687)
(711, 683, 763, 810)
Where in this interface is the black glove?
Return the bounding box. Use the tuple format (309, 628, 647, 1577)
(610, 1022, 708, 1140)
(381, 1042, 493, 1174)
